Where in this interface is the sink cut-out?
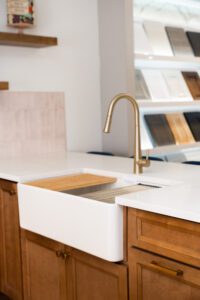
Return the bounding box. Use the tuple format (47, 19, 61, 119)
(66, 184, 159, 203)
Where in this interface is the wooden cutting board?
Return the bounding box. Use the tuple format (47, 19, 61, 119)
(25, 173, 117, 192)
(166, 113, 195, 145)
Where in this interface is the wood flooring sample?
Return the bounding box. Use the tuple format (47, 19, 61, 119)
(182, 72, 200, 100)
(184, 112, 200, 141)
(144, 114, 176, 146)
(166, 27, 193, 57)
(186, 31, 200, 56)
(166, 113, 195, 145)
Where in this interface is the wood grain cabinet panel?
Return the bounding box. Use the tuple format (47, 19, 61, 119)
(128, 208, 200, 268)
(21, 230, 67, 300)
(70, 248, 128, 300)
(0, 179, 23, 300)
(129, 247, 200, 300)
(21, 230, 128, 300)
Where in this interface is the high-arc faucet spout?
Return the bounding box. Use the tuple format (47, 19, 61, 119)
(103, 93, 150, 174)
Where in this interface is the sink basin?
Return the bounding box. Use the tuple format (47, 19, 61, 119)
(17, 168, 178, 262)
(65, 183, 159, 203)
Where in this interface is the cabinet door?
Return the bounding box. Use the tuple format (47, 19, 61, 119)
(129, 247, 200, 300)
(69, 248, 128, 300)
(21, 230, 67, 300)
(0, 179, 22, 300)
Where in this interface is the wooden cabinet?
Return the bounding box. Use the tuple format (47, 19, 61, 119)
(128, 208, 200, 300)
(21, 230, 128, 300)
(21, 230, 68, 300)
(128, 208, 200, 268)
(0, 179, 23, 300)
(129, 247, 200, 300)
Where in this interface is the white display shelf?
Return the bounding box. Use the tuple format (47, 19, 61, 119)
(138, 100, 200, 109)
(147, 142, 200, 162)
(139, 100, 200, 160)
(135, 53, 200, 70)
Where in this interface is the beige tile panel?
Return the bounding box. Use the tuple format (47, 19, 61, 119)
(0, 92, 66, 158)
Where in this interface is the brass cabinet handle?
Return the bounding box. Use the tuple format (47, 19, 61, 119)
(150, 261, 184, 277)
(2, 188, 16, 195)
(62, 252, 70, 260)
(56, 250, 63, 258)
(56, 250, 70, 260)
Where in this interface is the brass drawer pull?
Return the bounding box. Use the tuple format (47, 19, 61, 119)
(150, 261, 184, 277)
(56, 250, 70, 260)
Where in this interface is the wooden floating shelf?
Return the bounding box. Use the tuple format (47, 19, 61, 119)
(0, 32, 58, 48)
(0, 82, 9, 90)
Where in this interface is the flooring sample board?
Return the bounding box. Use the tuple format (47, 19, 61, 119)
(184, 112, 200, 141)
(162, 70, 193, 101)
(141, 69, 170, 100)
(186, 31, 200, 57)
(166, 113, 195, 145)
(134, 22, 152, 55)
(143, 21, 173, 56)
(182, 72, 200, 100)
(166, 27, 193, 57)
(144, 114, 176, 146)
(135, 69, 151, 100)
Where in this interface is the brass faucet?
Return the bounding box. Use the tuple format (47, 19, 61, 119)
(103, 93, 150, 174)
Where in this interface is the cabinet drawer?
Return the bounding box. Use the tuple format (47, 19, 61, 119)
(128, 208, 200, 268)
(129, 247, 200, 300)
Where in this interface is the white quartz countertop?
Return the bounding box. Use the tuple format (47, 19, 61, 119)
(116, 184, 200, 223)
(2, 151, 200, 223)
(0, 151, 200, 184)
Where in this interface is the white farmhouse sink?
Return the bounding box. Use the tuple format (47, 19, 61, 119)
(17, 168, 179, 262)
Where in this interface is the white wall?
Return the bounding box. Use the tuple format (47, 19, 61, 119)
(0, 0, 102, 152)
(98, 0, 135, 156)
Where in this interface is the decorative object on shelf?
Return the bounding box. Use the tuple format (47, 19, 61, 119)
(165, 113, 195, 145)
(144, 114, 176, 146)
(166, 27, 193, 57)
(182, 71, 200, 100)
(7, 0, 34, 29)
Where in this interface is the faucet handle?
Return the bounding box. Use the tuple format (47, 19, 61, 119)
(144, 150, 151, 167)
(137, 150, 151, 168)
